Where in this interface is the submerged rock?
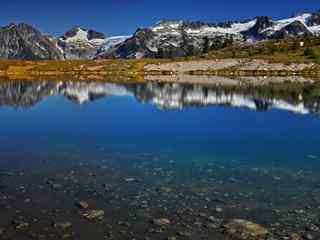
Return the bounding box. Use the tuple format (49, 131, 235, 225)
(305, 234, 313, 240)
(47, 180, 62, 190)
(167, 237, 177, 240)
(83, 210, 105, 220)
(76, 201, 89, 209)
(215, 207, 223, 213)
(124, 178, 136, 182)
(53, 221, 72, 230)
(176, 231, 191, 237)
(223, 219, 269, 239)
(290, 233, 301, 240)
(12, 220, 29, 229)
(152, 218, 171, 226)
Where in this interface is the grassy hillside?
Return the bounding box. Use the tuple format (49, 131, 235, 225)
(205, 36, 320, 64)
(0, 59, 166, 81)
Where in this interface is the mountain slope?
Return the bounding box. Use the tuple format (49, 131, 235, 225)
(110, 12, 320, 59)
(0, 23, 64, 60)
(57, 27, 130, 59)
(58, 27, 107, 59)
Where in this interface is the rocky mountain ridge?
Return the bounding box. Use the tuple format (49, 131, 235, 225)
(0, 11, 319, 60)
(0, 23, 64, 60)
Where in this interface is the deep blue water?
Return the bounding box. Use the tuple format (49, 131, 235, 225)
(0, 80, 319, 171)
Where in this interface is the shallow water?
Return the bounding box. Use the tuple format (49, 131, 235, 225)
(0, 79, 320, 239)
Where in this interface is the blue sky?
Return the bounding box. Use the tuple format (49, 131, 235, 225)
(1, 0, 319, 36)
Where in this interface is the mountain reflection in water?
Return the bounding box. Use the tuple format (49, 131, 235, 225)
(0, 79, 320, 115)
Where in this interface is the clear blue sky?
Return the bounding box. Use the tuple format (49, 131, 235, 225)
(1, 0, 319, 37)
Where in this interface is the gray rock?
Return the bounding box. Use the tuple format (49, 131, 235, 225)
(12, 220, 29, 229)
(215, 207, 223, 213)
(76, 201, 89, 209)
(176, 231, 192, 237)
(83, 210, 105, 220)
(53, 221, 72, 230)
(124, 178, 136, 182)
(152, 218, 171, 226)
(47, 180, 63, 190)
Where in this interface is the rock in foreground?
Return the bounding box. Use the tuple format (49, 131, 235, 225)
(223, 219, 269, 239)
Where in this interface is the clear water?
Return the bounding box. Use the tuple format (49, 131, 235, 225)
(0, 79, 320, 239)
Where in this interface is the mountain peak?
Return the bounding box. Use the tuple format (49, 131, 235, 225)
(4, 22, 37, 31)
(293, 11, 311, 18)
(61, 27, 106, 42)
(155, 19, 181, 25)
(87, 29, 106, 40)
(152, 20, 183, 30)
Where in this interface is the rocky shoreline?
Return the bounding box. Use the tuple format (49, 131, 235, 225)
(144, 59, 320, 78)
(0, 59, 319, 84)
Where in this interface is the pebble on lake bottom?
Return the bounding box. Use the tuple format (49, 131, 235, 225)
(83, 210, 105, 220)
(152, 218, 171, 226)
(53, 221, 72, 230)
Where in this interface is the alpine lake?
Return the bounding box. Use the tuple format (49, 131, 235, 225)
(0, 77, 320, 240)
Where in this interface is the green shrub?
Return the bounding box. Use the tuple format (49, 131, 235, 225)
(304, 47, 315, 57)
(184, 56, 193, 61)
(304, 47, 320, 64)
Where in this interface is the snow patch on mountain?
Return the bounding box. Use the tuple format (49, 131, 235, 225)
(185, 19, 257, 36)
(308, 25, 320, 35)
(100, 36, 131, 52)
(64, 28, 89, 42)
(262, 13, 312, 35)
(151, 20, 183, 33)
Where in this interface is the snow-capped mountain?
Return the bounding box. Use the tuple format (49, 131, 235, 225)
(0, 10, 319, 60)
(97, 36, 131, 56)
(58, 27, 108, 59)
(110, 11, 320, 58)
(57, 27, 129, 59)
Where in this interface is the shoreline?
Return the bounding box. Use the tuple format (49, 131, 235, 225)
(0, 58, 319, 82)
(144, 59, 320, 78)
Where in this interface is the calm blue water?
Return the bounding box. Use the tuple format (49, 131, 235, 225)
(0, 80, 319, 171)
(1, 80, 320, 239)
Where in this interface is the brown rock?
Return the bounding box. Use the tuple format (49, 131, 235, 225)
(223, 219, 269, 239)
